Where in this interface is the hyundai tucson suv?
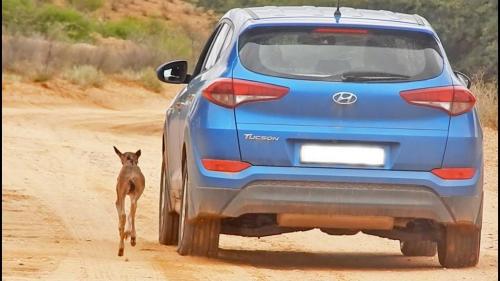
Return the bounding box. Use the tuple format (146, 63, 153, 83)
(156, 6, 483, 268)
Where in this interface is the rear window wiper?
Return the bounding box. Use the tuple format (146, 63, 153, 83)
(340, 71, 411, 82)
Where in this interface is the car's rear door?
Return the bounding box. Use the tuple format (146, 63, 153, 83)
(233, 26, 453, 171)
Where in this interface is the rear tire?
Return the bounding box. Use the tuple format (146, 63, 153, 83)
(437, 224, 481, 268)
(159, 157, 179, 245)
(400, 241, 437, 257)
(177, 163, 220, 257)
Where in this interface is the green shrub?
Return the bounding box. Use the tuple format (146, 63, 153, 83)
(34, 4, 93, 41)
(70, 0, 104, 12)
(2, 0, 36, 33)
(138, 19, 193, 61)
(97, 18, 145, 40)
(97, 18, 194, 64)
(63, 65, 104, 88)
(3, 0, 94, 40)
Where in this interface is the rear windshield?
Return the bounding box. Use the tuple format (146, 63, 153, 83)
(238, 27, 444, 82)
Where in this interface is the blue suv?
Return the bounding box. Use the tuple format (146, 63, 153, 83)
(156, 6, 482, 268)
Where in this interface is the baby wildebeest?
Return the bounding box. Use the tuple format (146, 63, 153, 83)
(113, 146, 145, 256)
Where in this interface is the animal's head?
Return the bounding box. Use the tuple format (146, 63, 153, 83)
(113, 146, 141, 166)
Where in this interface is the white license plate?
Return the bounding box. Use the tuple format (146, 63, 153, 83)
(300, 143, 385, 166)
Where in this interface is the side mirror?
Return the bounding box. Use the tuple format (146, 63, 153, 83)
(454, 71, 472, 89)
(156, 60, 191, 84)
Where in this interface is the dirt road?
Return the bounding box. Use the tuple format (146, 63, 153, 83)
(2, 74, 498, 280)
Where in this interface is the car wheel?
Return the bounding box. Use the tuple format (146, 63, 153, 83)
(437, 224, 481, 268)
(400, 240, 437, 256)
(159, 156, 179, 245)
(177, 162, 220, 257)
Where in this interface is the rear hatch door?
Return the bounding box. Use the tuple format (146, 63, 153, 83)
(234, 25, 451, 170)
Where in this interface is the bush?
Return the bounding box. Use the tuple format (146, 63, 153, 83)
(2, 0, 36, 33)
(7, 58, 55, 83)
(35, 4, 93, 41)
(2, 35, 160, 75)
(63, 65, 104, 88)
(30, 69, 54, 83)
(3, 0, 94, 41)
(472, 74, 498, 129)
(3, 0, 202, 64)
(97, 18, 145, 40)
(139, 69, 162, 92)
(118, 69, 142, 81)
(2, 0, 207, 81)
(141, 19, 194, 63)
(120, 68, 162, 92)
(97, 18, 196, 67)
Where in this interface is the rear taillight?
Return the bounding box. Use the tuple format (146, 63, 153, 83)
(432, 168, 475, 180)
(400, 86, 476, 116)
(202, 78, 289, 108)
(201, 159, 251, 172)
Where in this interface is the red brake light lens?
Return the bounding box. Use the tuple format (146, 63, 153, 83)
(400, 86, 476, 116)
(202, 79, 234, 107)
(201, 159, 251, 172)
(202, 78, 289, 108)
(313, 28, 369, 34)
(431, 168, 475, 180)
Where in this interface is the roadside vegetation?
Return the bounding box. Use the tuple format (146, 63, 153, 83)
(63, 65, 104, 88)
(2, 0, 497, 128)
(472, 74, 498, 129)
(2, 0, 207, 92)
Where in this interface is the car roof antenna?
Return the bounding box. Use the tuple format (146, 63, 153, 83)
(334, 0, 341, 22)
(334, 0, 341, 17)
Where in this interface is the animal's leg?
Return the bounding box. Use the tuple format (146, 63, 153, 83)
(116, 195, 126, 256)
(129, 197, 138, 246)
(124, 197, 132, 240)
(124, 214, 131, 240)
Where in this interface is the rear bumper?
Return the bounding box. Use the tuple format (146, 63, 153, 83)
(187, 163, 483, 225)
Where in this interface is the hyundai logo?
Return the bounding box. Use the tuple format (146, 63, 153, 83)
(333, 92, 357, 105)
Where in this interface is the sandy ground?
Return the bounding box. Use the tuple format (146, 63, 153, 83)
(2, 74, 498, 280)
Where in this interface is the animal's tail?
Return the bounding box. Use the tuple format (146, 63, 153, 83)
(128, 179, 136, 193)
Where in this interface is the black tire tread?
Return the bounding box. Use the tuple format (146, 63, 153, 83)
(159, 210, 179, 245)
(177, 166, 220, 257)
(159, 158, 179, 245)
(178, 218, 220, 257)
(438, 225, 481, 268)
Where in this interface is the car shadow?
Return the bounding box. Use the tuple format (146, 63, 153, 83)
(216, 248, 440, 271)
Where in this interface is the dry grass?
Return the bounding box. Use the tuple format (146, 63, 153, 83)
(2, 34, 167, 92)
(472, 74, 498, 129)
(139, 69, 162, 92)
(118, 68, 143, 81)
(5, 58, 55, 83)
(119, 68, 162, 92)
(2, 34, 171, 73)
(63, 65, 104, 88)
(30, 70, 55, 83)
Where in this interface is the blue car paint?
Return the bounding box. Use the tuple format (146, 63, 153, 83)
(163, 7, 483, 224)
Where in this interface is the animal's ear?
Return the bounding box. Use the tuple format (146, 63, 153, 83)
(113, 146, 122, 157)
(135, 149, 141, 158)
